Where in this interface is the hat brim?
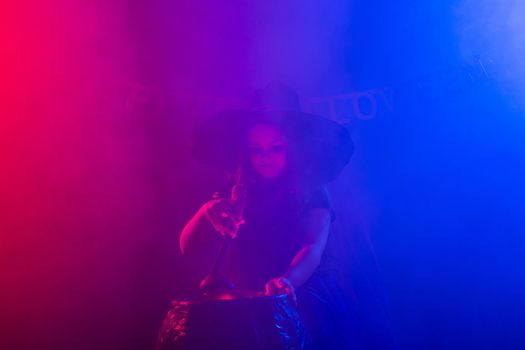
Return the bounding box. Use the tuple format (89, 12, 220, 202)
(192, 109, 353, 184)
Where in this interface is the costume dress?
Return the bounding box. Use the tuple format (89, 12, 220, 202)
(218, 180, 355, 349)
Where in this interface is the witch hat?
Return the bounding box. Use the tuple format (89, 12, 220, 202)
(192, 82, 353, 184)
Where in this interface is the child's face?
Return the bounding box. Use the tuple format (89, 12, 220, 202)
(248, 124, 288, 179)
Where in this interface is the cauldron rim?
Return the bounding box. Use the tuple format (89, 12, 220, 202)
(170, 292, 290, 306)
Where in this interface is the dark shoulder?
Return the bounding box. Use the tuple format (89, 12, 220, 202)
(302, 187, 335, 222)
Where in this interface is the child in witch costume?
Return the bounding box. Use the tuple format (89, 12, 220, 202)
(180, 83, 355, 349)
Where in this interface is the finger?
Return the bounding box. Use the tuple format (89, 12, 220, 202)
(221, 217, 238, 238)
(268, 281, 287, 296)
(265, 281, 278, 295)
(217, 200, 242, 224)
(280, 280, 297, 306)
(205, 200, 243, 238)
(206, 208, 235, 237)
(216, 208, 242, 237)
(280, 279, 296, 301)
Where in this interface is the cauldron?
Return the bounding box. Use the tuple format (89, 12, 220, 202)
(156, 293, 305, 350)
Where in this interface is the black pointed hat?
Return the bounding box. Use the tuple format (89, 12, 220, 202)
(192, 82, 353, 184)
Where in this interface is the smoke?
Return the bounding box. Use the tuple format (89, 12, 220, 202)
(456, 0, 525, 108)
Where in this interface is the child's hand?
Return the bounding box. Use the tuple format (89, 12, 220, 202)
(203, 199, 244, 238)
(265, 276, 297, 305)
